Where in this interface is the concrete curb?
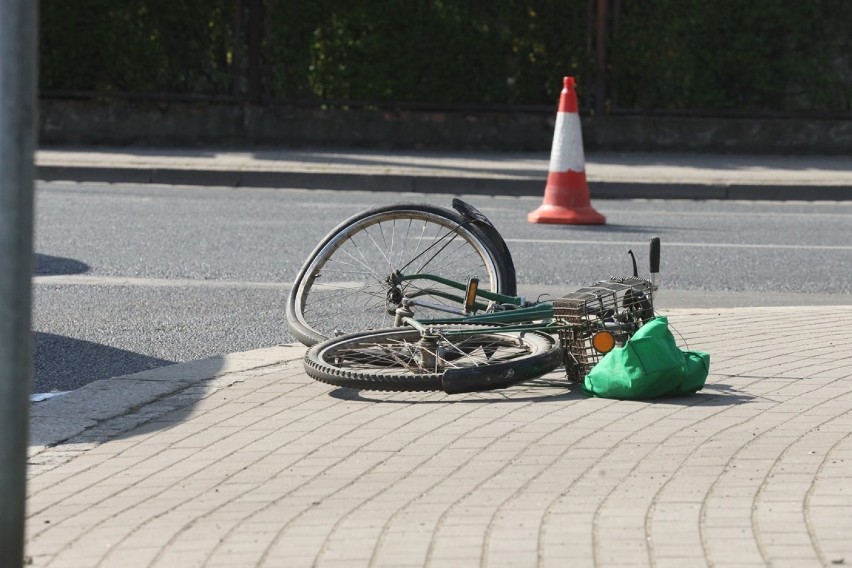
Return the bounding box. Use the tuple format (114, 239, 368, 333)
(28, 306, 852, 453)
(36, 165, 852, 201)
(28, 344, 307, 453)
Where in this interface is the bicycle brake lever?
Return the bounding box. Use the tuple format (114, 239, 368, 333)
(627, 249, 638, 277)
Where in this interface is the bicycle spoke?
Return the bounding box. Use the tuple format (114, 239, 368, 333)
(326, 331, 534, 375)
(289, 205, 509, 345)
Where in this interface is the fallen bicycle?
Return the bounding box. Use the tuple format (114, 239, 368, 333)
(287, 199, 708, 396)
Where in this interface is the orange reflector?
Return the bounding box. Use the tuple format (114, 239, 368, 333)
(592, 331, 616, 354)
(464, 277, 479, 313)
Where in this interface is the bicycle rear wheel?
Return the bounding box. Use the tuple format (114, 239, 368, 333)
(286, 204, 515, 346)
(304, 326, 562, 393)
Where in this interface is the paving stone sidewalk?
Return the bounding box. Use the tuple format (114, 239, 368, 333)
(26, 306, 852, 567)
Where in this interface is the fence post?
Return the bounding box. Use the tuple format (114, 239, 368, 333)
(594, 0, 608, 115)
(247, 0, 264, 104)
(0, 0, 37, 565)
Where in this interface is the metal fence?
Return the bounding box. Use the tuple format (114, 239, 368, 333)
(39, 0, 852, 115)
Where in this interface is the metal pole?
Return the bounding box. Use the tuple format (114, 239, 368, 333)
(0, 0, 37, 565)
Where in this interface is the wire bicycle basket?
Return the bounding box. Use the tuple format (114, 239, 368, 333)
(553, 277, 656, 382)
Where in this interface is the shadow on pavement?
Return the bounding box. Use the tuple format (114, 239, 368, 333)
(654, 383, 754, 406)
(33, 332, 175, 392)
(525, 223, 721, 236)
(34, 253, 90, 276)
(328, 378, 753, 405)
(30, 346, 226, 449)
(329, 387, 584, 404)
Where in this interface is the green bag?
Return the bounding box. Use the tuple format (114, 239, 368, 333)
(582, 316, 709, 400)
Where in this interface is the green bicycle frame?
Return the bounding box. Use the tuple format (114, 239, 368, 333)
(394, 272, 558, 334)
(396, 272, 522, 309)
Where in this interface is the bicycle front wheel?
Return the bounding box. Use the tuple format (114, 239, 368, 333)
(286, 204, 515, 346)
(304, 326, 562, 393)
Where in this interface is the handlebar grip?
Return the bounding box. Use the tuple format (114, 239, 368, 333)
(649, 237, 661, 274)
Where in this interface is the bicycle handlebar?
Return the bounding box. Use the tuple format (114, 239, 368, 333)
(649, 237, 660, 275)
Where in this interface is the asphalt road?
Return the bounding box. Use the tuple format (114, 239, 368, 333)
(32, 181, 852, 393)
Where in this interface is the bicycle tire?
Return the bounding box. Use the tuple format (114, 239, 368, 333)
(286, 203, 515, 347)
(303, 326, 563, 394)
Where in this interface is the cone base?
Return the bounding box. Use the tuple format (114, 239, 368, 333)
(527, 204, 606, 225)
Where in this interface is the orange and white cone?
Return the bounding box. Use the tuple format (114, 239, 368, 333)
(528, 77, 605, 225)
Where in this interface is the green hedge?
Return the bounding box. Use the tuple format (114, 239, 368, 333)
(39, 0, 851, 112)
(612, 0, 852, 112)
(40, 0, 234, 94)
(263, 1, 589, 105)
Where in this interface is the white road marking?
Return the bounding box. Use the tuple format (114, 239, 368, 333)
(504, 238, 852, 251)
(597, 209, 852, 218)
(30, 391, 71, 403)
(32, 275, 367, 289)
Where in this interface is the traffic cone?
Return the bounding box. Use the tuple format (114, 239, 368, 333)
(528, 77, 605, 225)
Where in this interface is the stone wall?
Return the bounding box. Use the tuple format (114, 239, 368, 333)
(39, 98, 852, 155)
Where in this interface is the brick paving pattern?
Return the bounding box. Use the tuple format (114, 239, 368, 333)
(26, 307, 852, 567)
